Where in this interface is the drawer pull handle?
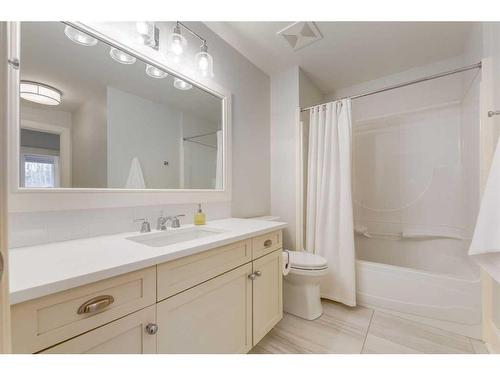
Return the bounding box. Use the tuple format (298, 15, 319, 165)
(264, 239, 273, 247)
(77, 295, 115, 315)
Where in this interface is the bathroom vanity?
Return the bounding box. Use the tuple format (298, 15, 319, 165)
(9, 219, 285, 353)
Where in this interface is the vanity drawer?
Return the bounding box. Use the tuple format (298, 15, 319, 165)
(11, 266, 156, 354)
(40, 306, 157, 354)
(252, 230, 282, 259)
(157, 239, 252, 301)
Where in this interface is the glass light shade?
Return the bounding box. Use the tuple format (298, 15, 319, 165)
(136, 21, 155, 46)
(195, 51, 214, 78)
(136, 21, 152, 36)
(167, 31, 187, 61)
(64, 25, 98, 46)
(20, 81, 62, 106)
(109, 47, 136, 64)
(173, 78, 192, 90)
(146, 64, 168, 79)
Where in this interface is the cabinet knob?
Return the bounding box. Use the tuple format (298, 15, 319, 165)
(146, 323, 158, 335)
(264, 239, 273, 247)
(248, 271, 262, 280)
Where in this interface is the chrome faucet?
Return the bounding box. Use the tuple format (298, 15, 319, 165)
(157, 211, 167, 231)
(134, 218, 151, 233)
(157, 214, 185, 231)
(170, 214, 185, 228)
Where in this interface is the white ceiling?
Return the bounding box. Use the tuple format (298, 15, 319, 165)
(21, 22, 221, 122)
(205, 22, 476, 94)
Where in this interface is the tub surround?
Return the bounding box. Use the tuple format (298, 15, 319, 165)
(9, 218, 286, 304)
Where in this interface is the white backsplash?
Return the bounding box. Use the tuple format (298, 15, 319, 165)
(9, 202, 231, 248)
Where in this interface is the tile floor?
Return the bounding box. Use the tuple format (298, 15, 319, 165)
(250, 299, 489, 354)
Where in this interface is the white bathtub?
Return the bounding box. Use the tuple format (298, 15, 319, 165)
(356, 258, 482, 339)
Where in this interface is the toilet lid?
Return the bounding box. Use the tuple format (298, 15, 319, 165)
(287, 251, 328, 270)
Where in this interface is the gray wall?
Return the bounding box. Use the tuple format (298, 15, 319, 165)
(184, 22, 271, 218)
(107, 87, 182, 189)
(72, 94, 107, 188)
(182, 111, 219, 189)
(270, 66, 300, 250)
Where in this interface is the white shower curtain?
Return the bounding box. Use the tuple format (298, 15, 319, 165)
(306, 99, 356, 306)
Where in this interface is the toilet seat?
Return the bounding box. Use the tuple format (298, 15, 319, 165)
(288, 251, 328, 271)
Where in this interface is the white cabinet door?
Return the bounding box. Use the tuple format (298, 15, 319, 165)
(41, 306, 157, 354)
(252, 250, 283, 345)
(156, 263, 253, 354)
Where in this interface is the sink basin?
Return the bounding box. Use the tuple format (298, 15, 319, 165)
(126, 227, 227, 247)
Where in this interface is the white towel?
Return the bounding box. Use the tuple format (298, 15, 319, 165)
(469, 136, 500, 255)
(125, 157, 146, 189)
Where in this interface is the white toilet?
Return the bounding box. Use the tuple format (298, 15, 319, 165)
(247, 216, 328, 320)
(284, 251, 328, 320)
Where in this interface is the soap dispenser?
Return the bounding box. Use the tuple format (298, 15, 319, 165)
(194, 203, 206, 225)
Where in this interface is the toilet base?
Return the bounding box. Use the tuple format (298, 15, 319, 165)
(283, 269, 327, 320)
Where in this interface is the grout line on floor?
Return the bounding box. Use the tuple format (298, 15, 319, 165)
(362, 304, 476, 341)
(360, 308, 375, 353)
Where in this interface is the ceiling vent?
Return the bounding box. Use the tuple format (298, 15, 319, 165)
(277, 22, 322, 51)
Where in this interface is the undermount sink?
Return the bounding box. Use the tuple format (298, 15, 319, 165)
(126, 227, 227, 247)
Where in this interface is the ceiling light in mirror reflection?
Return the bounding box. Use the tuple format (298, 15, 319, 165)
(173, 78, 192, 90)
(109, 47, 137, 64)
(20, 81, 62, 106)
(146, 64, 168, 79)
(64, 25, 98, 46)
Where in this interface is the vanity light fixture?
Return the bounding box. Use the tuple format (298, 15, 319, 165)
(136, 21, 159, 50)
(64, 25, 98, 46)
(109, 47, 137, 64)
(146, 64, 168, 79)
(167, 23, 187, 62)
(20, 81, 62, 106)
(195, 41, 214, 78)
(173, 78, 192, 90)
(168, 22, 215, 78)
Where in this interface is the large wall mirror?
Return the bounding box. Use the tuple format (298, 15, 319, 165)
(17, 22, 226, 191)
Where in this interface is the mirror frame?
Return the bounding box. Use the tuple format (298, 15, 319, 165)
(7, 21, 232, 212)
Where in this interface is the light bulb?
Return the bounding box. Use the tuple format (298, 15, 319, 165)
(109, 48, 136, 64)
(146, 64, 168, 79)
(198, 55, 209, 70)
(195, 44, 214, 78)
(171, 36, 183, 55)
(168, 25, 187, 61)
(64, 25, 98, 47)
(173, 78, 192, 90)
(136, 21, 150, 36)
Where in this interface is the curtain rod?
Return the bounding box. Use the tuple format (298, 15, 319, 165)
(183, 131, 218, 141)
(300, 62, 482, 113)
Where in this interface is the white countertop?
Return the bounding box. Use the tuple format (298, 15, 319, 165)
(9, 218, 287, 305)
